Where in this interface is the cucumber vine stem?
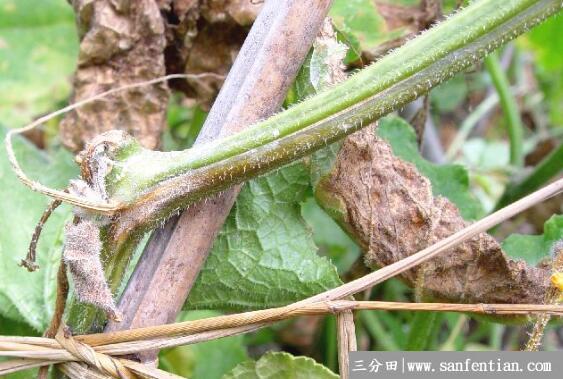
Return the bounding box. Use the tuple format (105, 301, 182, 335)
(108, 0, 563, 229)
(484, 52, 525, 167)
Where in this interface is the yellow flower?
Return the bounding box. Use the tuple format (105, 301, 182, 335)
(551, 272, 563, 302)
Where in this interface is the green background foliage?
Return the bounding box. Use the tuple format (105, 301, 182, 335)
(223, 352, 339, 379)
(0, 0, 78, 128)
(524, 15, 563, 125)
(0, 126, 76, 330)
(502, 215, 563, 266)
(160, 311, 249, 379)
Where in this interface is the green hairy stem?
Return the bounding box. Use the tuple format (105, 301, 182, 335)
(484, 53, 525, 167)
(107, 0, 561, 214)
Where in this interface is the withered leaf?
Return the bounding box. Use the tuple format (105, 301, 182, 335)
(316, 122, 550, 306)
(161, 0, 253, 109)
(60, 0, 170, 152)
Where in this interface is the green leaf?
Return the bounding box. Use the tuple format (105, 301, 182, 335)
(159, 311, 248, 379)
(162, 97, 208, 151)
(222, 352, 338, 379)
(526, 15, 563, 71)
(430, 74, 469, 113)
(405, 312, 439, 351)
(502, 214, 563, 266)
(0, 314, 38, 336)
(359, 311, 400, 351)
(377, 116, 484, 220)
(524, 15, 563, 125)
(293, 54, 317, 101)
(0, 126, 77, 330)
(301, 197, 360, 274)
(310, 142, 342, 189)
(186, 163, 342, 310)
(329, 0, 387, 52)
(460, 139, 510, 171)
(0, 0, 78, 128)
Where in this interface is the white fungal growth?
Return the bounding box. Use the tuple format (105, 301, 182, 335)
(68, 179, 110, 223)
(63, 219, 121, 321)
(62, 131, 128, 318)
(89, 143, 114, 201)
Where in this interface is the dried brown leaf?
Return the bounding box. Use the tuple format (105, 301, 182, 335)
(317, 127, 550, 305)
(181, 22, 247, 109)
(61, 0, 264, 150)
(161, 0, 258, 109)
(375, 0, 441, 31)
(60, 0, 170, 152)
(200, 0, 261, 24)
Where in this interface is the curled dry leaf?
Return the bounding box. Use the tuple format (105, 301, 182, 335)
(61, 0, 264, 151)
(316, 126, 550, 305)
(200, 0, 262, 25)
(60, 0, 170, 152)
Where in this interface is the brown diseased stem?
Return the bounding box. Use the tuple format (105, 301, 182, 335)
(104, 0, 334, 363)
